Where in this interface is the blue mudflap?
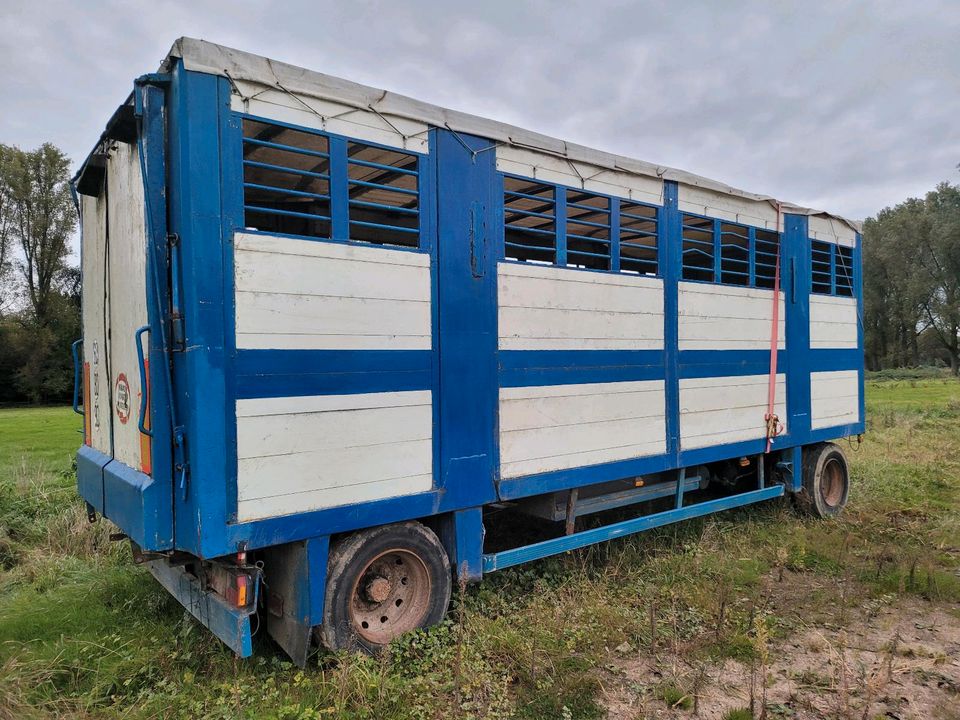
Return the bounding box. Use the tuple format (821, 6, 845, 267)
(76, 445, 110, 514)
(482, 485, 785, 572)
(102, 460, 173, 552)
(146, 559, 256, 657)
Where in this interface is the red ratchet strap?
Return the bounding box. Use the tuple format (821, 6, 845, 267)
(765, 202, 785, 452)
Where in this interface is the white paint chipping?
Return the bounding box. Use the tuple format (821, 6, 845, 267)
(235, 390, 433, 521)
(234, 233, 431, 351)
(498, 262, 664, 351)
(679, 374, 786, 449)
(810, 370, 860, 430)
(809, 294, 858, 349)
(499, 380, 666, 478)
(678, 283, 785, 351)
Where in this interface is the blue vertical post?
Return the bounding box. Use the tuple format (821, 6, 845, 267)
(661, 182, 681, 462)
(433, 129, 498, 510)
(784, 214, 811, 444)
(167, 63, 230, 558)
(555, 186, 567, 267)
(329, 136, 349, 240)
(713, 218, 721, 281)
(609, 196, 621, 273)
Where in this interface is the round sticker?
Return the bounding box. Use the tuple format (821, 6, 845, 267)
(115, 373, 131, 424)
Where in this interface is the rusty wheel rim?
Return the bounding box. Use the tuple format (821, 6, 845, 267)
(349, 549, 432, 645)
(820, 457, 845, 507)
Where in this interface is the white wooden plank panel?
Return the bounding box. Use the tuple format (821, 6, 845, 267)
(498, 263, 664, 351)
(498, 273, 662, 313)
(235, 390, 433, 519)
(234, 232, 430, 267)
(235, 248, 429, 302)
(106, 142, 149, 470)
(236, 291, 430, 338)
(678, 283, 785, 350)
(238, 438, 432, 500)
(238, 474, 432, 522)
(679, 374, 786, 449)
(237, 404, 431, 459)
(809, 295, 858, 349)
(500, 389, 664, 432)
(237, 390, 430, 417)
(234, 234, 431, 351)
(81, 194, 112, 455)
(502, 417, 663, 460)
(500, 380, 658, 400)
(810, 370, 860, 429)
(498, 380, 666, 478)
(501, 439, 666, 479)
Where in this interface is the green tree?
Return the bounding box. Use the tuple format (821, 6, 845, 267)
(4, 142, 76, 324)
(863, 183, 960, 373)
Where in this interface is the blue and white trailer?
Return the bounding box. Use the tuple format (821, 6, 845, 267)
(72, 38, 864, 664)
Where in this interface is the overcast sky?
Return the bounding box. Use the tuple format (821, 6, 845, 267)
(2, 0, 958, 237)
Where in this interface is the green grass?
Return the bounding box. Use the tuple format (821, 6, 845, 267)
(1, 380, 959, 718)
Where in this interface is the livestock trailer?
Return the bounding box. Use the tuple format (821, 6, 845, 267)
(72, 38, 864, 665)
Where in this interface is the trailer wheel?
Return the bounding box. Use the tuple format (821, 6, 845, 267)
(317, 522, 451, 654)
(797, 443, 850, 518)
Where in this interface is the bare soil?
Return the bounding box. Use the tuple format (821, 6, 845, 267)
(601, 570, 960, 719)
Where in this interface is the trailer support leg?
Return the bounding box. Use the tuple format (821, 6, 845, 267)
(437, 507, 484, 583)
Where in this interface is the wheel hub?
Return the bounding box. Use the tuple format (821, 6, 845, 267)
(820, 457, 845, 507)
(349, 549, 432, 645)
(364, 576, 391, 603)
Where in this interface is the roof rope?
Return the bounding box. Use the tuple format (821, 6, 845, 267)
(444, 123, 498, 161)
(765, 201, 785, 453)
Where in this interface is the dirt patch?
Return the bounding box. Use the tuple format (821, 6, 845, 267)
(601, 572, 960, 719)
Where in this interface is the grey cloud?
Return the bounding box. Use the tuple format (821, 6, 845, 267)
(1, 0, 958, 229)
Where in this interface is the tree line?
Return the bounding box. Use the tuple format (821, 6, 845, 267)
(863, 182, 960, 373)
(0, 143, 79, 404)
(0, 139, 957, 405)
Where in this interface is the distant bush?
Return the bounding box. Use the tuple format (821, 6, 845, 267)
(866, 366, 952, 382)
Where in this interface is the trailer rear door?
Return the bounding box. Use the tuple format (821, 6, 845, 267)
(76, 104, 174, 550)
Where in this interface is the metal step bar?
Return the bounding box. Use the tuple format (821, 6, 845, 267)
(482, 484, 784, 573)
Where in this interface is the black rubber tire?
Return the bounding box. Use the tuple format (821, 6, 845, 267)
(796, 442, 850, 518)
(317, 522, 451, 654)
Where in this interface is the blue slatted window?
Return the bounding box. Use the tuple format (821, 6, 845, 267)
(242, 119, 332, 238)
(681, 214, 715, 282)
(811, 240, 833, 294)
(754, 228, 780, 289)
(835, 244, 854, 296)
(347, 142, 420, 248)
(503, 176, 557, 264)
(719, 222, 750, 286)
(242, 118, 421, 249)
(619, 201, 658, 276)
(566, 189, 611, 271)
(811, 240, 855, 296)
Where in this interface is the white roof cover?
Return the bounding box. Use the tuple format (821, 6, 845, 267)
(163, 37, 859, 234)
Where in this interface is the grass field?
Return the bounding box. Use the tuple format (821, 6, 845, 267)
(1, 382, 958, 719)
